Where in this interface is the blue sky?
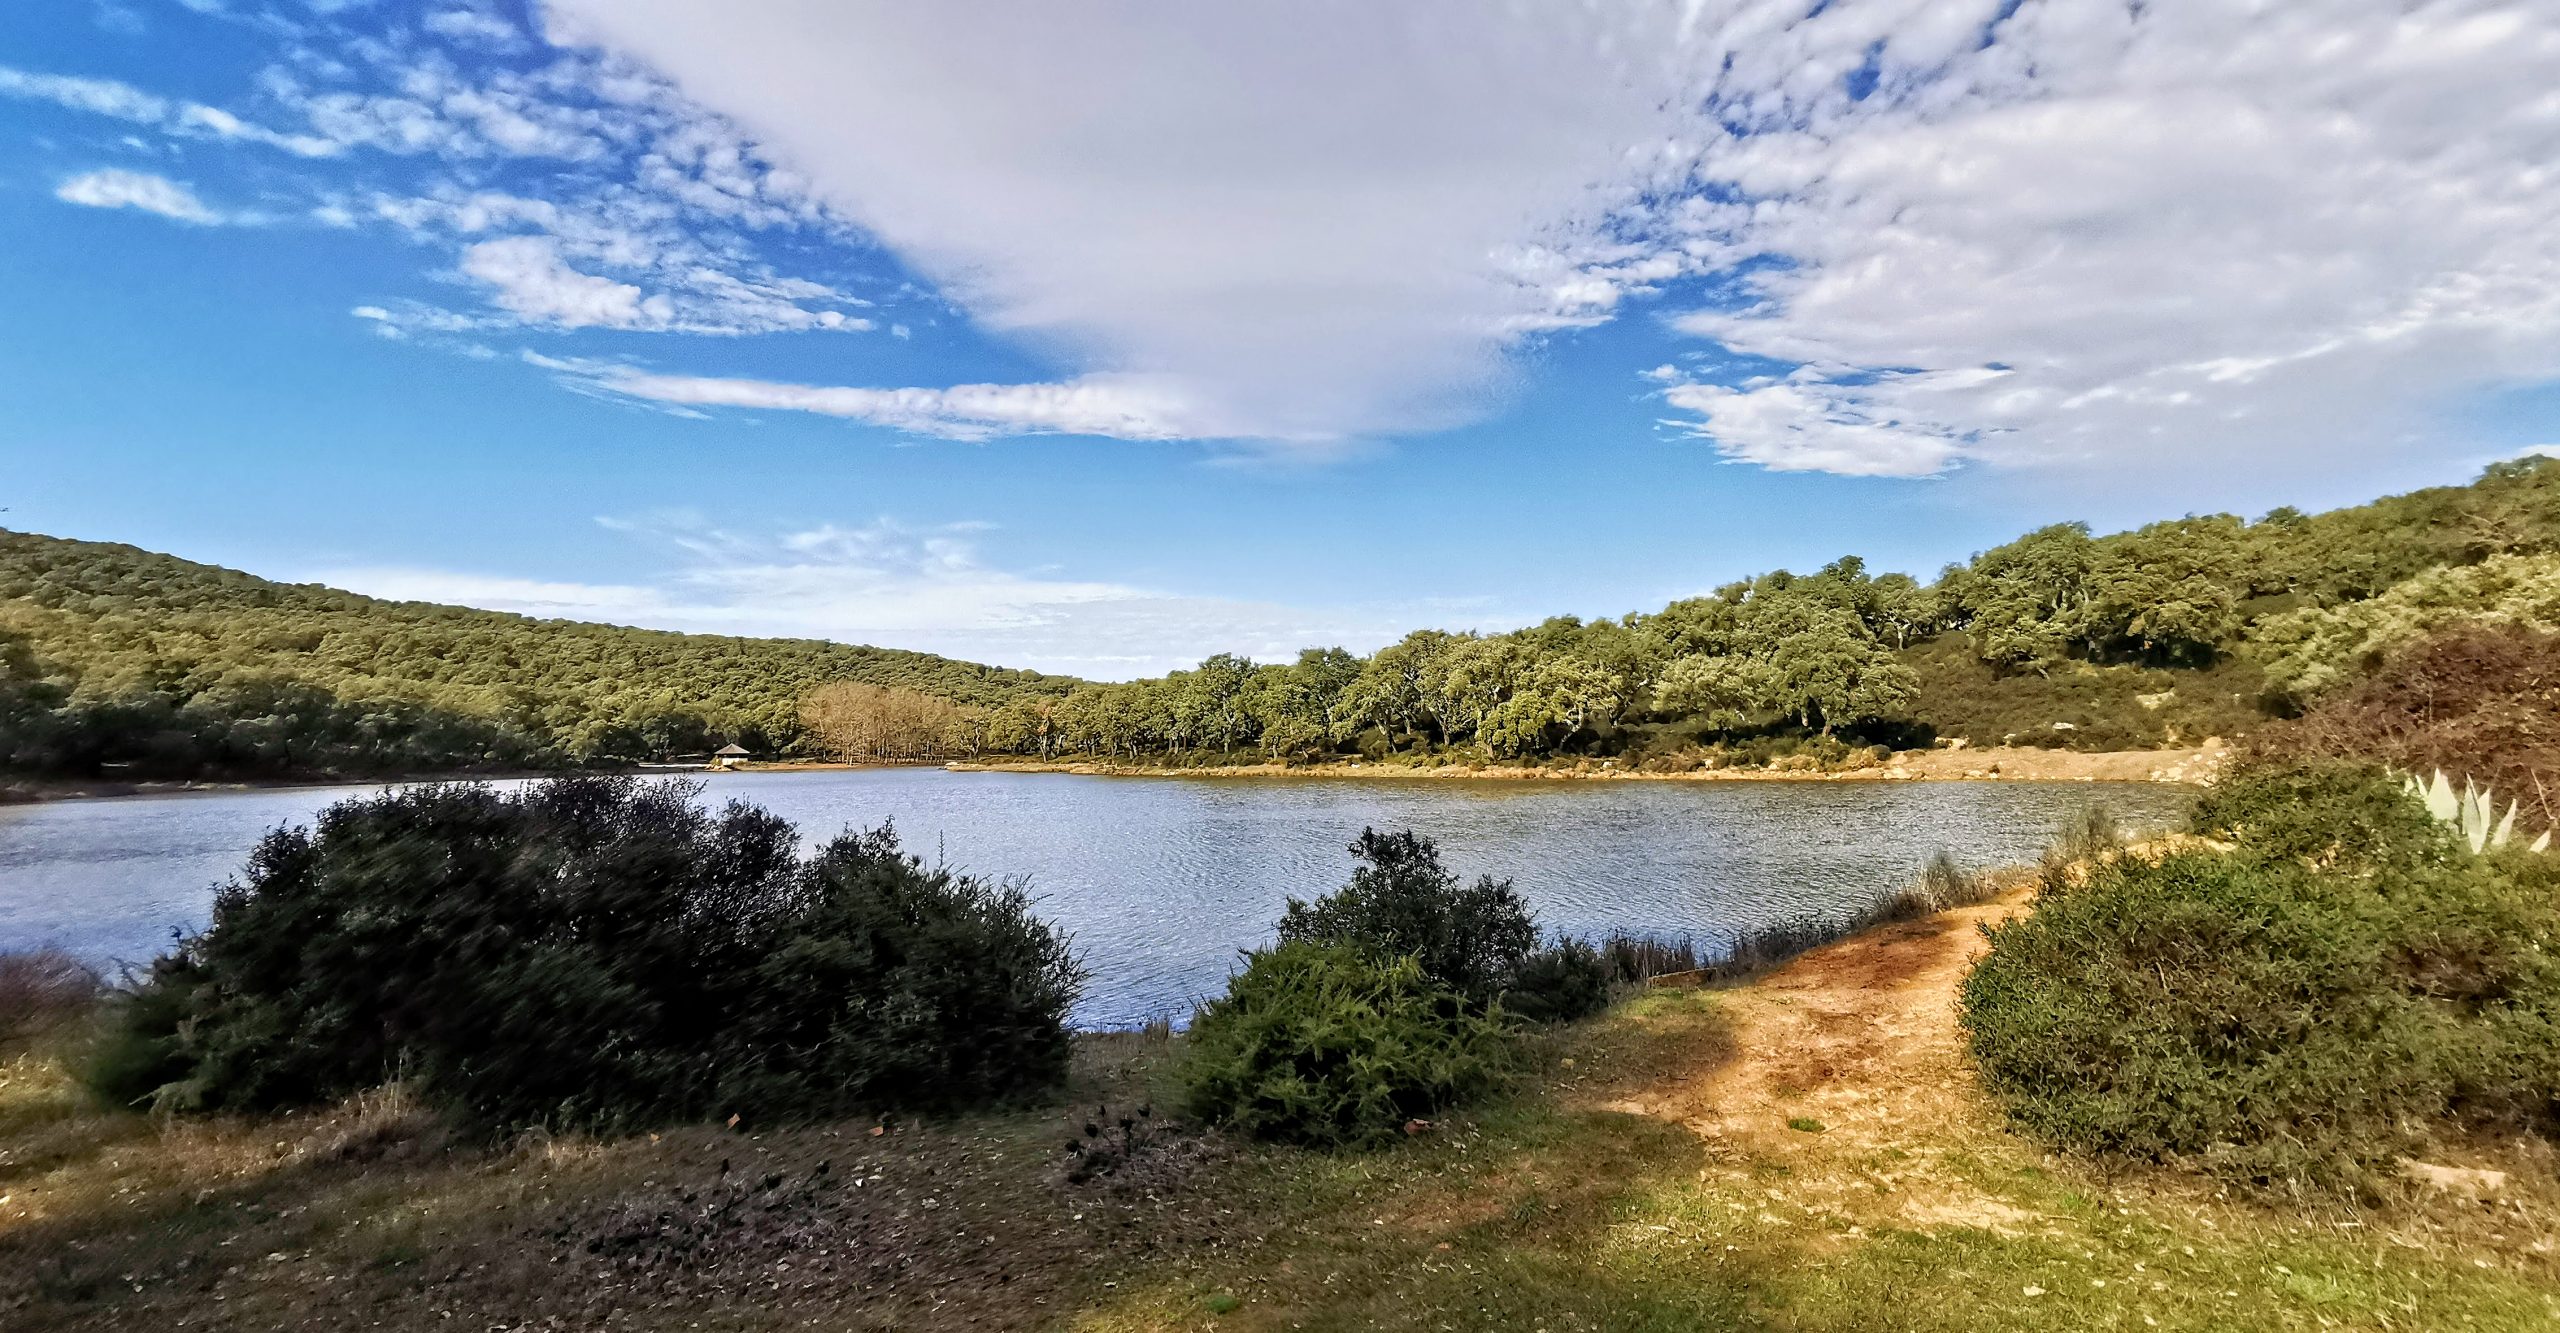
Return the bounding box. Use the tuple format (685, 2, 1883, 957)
(5, 1, 2557, 676)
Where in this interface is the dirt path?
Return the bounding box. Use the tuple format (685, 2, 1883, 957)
(1596, 889, 2052, 1233)
(1595, 885, 2560, 1267)
(1662, 892, 2023, 1150)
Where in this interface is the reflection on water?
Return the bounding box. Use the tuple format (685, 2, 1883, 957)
(0, 770, 2192, 1027)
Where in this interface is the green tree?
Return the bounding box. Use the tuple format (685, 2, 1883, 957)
(1332, 630, 1458, 747)
(1955, 522, 2101, 671)
(1422, 635, 1522, 751)
(2086, 516, 2247, 664)
(1176, 653, 1258, 754)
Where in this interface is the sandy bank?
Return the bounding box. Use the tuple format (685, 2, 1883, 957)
(945, 740, 2227, 786)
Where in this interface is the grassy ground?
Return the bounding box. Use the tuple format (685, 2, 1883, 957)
(4, 904, 2553, 1331)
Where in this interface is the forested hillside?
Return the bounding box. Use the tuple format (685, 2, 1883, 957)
(0, 532, 1071, 779)
(4, 456, 2555, 782)
(956, 456, 2560, 767)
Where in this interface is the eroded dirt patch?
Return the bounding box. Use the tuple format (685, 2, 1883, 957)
(1585, 890, 2060, 1236)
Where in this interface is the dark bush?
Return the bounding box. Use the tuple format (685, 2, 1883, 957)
(1180, 942, 1514, 1146)
(1501, 939, 1613, 1024)
(2251, 623, 2560, 836)
(1962, 789, 2560, 1193)
(1276, 828, 1538, 1006)
(81, 959, 193, 1107)
(721, 826, 1087, 1119)
(94, 777, 1083, 1132)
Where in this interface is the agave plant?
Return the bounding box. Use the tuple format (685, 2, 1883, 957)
(2401, 769, 2552, 854)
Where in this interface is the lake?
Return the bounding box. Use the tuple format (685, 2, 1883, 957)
(0, 769, 2194, 1027)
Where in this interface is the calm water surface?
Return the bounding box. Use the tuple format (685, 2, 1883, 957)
(0, 770, 2192, 1026)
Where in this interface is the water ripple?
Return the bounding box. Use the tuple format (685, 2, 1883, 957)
(0, 771, 2194, 1027)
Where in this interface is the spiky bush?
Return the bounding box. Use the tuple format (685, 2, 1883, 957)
(2400, 769, 2551, 853)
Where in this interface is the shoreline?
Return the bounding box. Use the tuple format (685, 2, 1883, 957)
(0, 763, 731, 806)
(0, 743, 2224, 806)
(946, 741, 2226, 786)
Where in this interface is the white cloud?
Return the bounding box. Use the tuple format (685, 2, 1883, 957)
(317, 517, 1446, 677)
(0, 67, 168, 121)
(3, 36, 868, 341)
(54, 168, 225, 224)
(461, 235, 671, 329)
(423, 220, 865, 335)
(542, 1, 2560, 476)
(1645, 1, 2560, 481)
(173, 103, 342, 157)
(1663, 370, 1989, 478)
(422, 9, 524, 49)
(28, 3, 2560, 478)
(530, 355, 1214, 441)
(0, 64, 340, 155)
(539, 1, 1713, 443)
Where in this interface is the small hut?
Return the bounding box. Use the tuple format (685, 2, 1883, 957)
(710, 742, 753, 771)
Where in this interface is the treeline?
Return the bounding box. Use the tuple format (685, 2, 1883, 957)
(5, 458, 2556, 781)
(963, 458, 2560, 766)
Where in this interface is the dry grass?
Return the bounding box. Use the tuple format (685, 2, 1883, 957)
(0, 950, 100, 1051)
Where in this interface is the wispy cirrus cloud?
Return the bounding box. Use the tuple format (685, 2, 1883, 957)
(422, 8, 528, 51)
(1660, 371, 1992, 479)
(0, 64, 339, 156)
(525, 354, 1211, 442)
(1638, 1, 2560, 480)
(54, 168, 230, 224)
(12, 26, 869, 341)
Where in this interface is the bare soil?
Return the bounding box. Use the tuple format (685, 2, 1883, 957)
(1592, 889, 2053, 1236)
(1591, 881, 2560, 1265)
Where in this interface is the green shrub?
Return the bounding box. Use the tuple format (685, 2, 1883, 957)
(2187, 760, 2446, 873)
(1901, 634, 2267, 751)
(2248, 552, 2560, 704)
(720, 826, 1087, 1119)
(1181, 942, 1514, 1146)
(94, 777, 1083, 1132)
(1962, 829, 2560, 1194)
(79, 957, 195, 1107)
(1276, 828, 1537, 1006)
(1501, 940, 1613, 1024)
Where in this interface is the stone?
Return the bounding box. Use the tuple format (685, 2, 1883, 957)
(2399, 1159, 2507, 1199)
